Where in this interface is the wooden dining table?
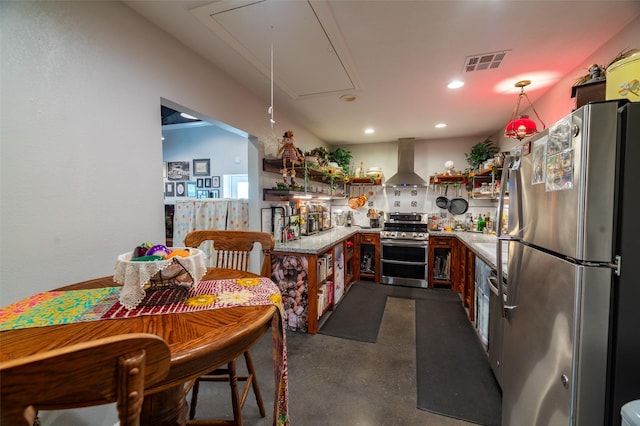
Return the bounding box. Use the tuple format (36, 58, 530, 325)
(0, 268, 280, 425)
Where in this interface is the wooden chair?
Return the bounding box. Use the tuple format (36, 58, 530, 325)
(184, 230, 274, 425)
(0, 333, 171, 426)
(185, 229, 274, 277)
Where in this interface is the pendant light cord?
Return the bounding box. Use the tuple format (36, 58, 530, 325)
(269, 25, 275, 127)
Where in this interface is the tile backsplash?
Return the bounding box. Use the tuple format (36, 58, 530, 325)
(333, 186, 497, 227)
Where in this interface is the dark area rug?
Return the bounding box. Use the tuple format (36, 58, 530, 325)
(319, 281, 464, 342)
(318, 281, 389, 342)
(416, 297, 502, 425)
(319, 281, 502, 424)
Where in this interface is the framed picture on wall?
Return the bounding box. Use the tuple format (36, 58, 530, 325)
(204, 178, 212, 188)
(210, 189, 220, 198)
(197, 178, 204, 188)
(175, 182, 186, 197)
(167, 161, 190, 180)
(192, 158, 210, 176)
(165, 182, 174, 197)
(187, 182, 196, 197)
(211, 176, 220, 188)
(196, 190, 209, 199)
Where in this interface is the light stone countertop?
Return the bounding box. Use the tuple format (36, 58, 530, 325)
(273, 226, 381, 255)
(273, 227, 507, 277)
(428, 230, 508, 277)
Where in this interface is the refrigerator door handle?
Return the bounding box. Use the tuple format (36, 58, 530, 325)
(496, 160, 512, 318)
(488, 275, 499, 295)
(487, 274, 500, 296)
(503, 304, 516, 320)
(490, 274, 516, 319)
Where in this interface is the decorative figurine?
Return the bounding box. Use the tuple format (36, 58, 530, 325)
(588, 64, 605, 82)
(444, 160, 455, 175)
(277, 130, 303, 183)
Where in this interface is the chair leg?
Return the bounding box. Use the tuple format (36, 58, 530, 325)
(189, 378, 201, 420)
(228, 360, 242, 426)
(242, 351, 266, 418)
(187, 351, 265, 425)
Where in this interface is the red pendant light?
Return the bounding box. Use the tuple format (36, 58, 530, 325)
(504, 80, 546, 140)
(505, 115, 537, 139)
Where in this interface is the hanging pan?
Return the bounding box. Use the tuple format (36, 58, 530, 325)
(448, 185, 469, 215)
(435, 184, 450, 209)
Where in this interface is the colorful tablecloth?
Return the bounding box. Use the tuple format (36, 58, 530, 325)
(0, 277, 289, 426)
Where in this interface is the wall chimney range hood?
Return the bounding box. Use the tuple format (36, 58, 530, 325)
(384, 138, 428, 187)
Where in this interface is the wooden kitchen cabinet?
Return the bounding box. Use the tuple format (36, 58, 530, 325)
(344, 236, 356, 290)
(465, 247, 476, 321)
(454, 239, 466, 294)
(271, 236, 356, 334)
(428, 235, 457, 288)
(357, 232, 380, 283)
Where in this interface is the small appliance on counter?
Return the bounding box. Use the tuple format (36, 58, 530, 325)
(299, 201, 331, 235)
(367, 209, 383, 228)
(333, 210, 346, 227)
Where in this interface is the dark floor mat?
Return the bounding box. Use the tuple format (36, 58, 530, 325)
(319, 281, 463, 342)
(318, 282, 388, 342)
(416, 297, 502, 425)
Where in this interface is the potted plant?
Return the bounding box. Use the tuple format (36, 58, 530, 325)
(307, 147, 330, 167)
(465, 138, 499, 170)
(571, 48, 639, 107)
(328, 147, 353, 175)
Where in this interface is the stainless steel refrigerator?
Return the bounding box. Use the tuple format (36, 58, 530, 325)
(497, 100, 640, 425)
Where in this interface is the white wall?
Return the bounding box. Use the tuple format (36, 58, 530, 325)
(0, 1, 324, 306)
(494, 15, 640, 152)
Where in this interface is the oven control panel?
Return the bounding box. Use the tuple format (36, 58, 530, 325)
(381, 231, 428, 240)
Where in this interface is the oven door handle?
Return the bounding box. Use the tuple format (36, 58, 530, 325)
(381, 259, 428, 266)
(381, 240, 428, 248)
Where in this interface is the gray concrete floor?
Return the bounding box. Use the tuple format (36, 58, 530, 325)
(189, 297, 477, 425)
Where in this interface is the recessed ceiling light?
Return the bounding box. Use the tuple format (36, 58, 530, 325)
(364, 128, 375, 134)
(447, 80, 464, 89)
(435, 123, 447, 128)
(180, 112, 198, 120)
(340, 94, 357, 102)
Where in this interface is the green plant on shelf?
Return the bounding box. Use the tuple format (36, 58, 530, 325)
(465, 138, 499, 169)
(328, 147, 352, 175)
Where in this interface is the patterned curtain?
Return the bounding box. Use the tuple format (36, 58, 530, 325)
(173, 199, 250, 267)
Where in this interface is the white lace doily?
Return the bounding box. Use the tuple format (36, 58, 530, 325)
(113, 248, 206, 310)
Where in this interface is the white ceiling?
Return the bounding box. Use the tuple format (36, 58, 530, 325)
(125, 0, 640, 145)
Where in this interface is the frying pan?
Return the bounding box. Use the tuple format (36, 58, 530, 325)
(435, 185, 450, 209)
(448, 185, 469, 215)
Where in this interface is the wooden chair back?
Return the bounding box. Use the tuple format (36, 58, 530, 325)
(184, 230, 275, 276)
(0, 333, 171, 426)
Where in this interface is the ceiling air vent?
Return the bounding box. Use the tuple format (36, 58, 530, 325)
(464, 50, 510, 72)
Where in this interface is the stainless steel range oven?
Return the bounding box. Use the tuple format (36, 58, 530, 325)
(380, 213, 428, 288)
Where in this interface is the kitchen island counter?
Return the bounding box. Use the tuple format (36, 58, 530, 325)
(273, 227, 381, 255)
